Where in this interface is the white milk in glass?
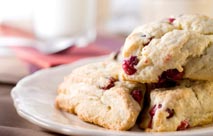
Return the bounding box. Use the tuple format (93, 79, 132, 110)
(33, 0, 96, 45)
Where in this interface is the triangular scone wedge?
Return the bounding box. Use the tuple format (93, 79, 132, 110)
(140, 80, 213, 132)
(56, 60, 145, 130)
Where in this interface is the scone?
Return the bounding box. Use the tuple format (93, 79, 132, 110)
(122, 14, 213, 83)
(140, 80, 213, 132)
(55, 59, 146, 130)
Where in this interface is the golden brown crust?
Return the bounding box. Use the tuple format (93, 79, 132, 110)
(56, 61, 145, 130)
(140, 80, 213, 132)
(122, 14, 213, 83)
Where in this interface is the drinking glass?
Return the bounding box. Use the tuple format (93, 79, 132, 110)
(33, 0, 96, 46)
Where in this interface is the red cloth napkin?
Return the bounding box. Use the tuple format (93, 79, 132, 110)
(0, 24, 124, 69)
(12, 44, 110, 68)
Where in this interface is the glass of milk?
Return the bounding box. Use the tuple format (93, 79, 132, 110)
(33, 0, 96, 47)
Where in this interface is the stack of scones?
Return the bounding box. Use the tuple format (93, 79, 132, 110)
(56, 14, 213, 132)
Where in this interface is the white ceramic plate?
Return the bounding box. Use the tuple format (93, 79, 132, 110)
(11, 56, 213, 136)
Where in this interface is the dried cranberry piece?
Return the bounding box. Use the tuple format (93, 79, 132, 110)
(122, 56, 139, 75)
(100, 77, 116, 90)
(148, 104, 162, 128)
(168, 18, 175, 24)
(165, 69, 184, 80)
(164, 54, 172, 62)
(149, 105, 158, 116)
(156, 69, 184, 88)
(166, 108, 175, 119)
(177, 120, 190, 131)
(131, 90, 143, 104)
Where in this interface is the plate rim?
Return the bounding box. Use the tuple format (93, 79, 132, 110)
(11, 55, 213, 136)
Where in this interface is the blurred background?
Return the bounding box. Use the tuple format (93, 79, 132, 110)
(0, 0, 212, 36)
(0, 0, 213, 75)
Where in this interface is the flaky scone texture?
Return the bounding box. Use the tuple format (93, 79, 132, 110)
(56, 60, 145, 130)
(140, 80, 213, 132)
(122, 14, 213, 83)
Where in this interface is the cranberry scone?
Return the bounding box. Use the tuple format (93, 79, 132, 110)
(122, 14, 213, 83)
(140, 80, 213, 132)
(55, 59, 146, 130)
